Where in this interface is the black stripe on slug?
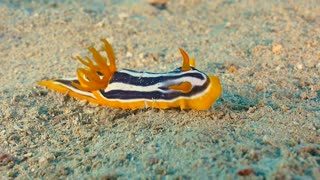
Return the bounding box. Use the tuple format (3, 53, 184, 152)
(110, 68, 205, 87)
(100, 76, 210, 100)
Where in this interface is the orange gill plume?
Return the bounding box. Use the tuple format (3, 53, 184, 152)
(71, 39, 117, 91)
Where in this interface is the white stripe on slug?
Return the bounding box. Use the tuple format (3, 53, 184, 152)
(53, 80, 97, 99)
(97, 81, 211, 103)
(105, 75, 207, 93)
(119, 69, 203, 78)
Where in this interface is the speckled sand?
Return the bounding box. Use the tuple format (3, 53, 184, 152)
(0, 0, 319, 179)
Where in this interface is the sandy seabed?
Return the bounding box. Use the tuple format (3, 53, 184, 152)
(0, 0, 319, 179)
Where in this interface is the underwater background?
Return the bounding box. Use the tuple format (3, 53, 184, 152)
(0, 0, 319, 178)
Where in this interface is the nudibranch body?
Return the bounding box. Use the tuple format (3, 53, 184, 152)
(38, 39, 222, 110)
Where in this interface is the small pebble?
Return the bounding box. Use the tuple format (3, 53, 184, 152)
(281, 105, 290, 112)
(262, 135, 274, 145)
(39, 157, 49, 166)
(225, 22, 232, 28)
(228, 66, 238, 73)
(148, 0, 168, 9)
(247, 106, 256, 113)
(94, 21, 105, 28)
(7, 170, 15, 177)
(237, 168, 255, 176)
(300, 92, 308, 100)
(295, 63, 304, 70)
(128, 132, 135, 138)
(118, 12, 129, 19)
(272, 44, 282, 53)
(256, 84, 264, 91)
(138, 53, 146, 59)
(24, 152, 33, 158)
(126, 51, 133, 58)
